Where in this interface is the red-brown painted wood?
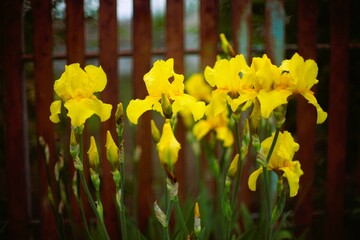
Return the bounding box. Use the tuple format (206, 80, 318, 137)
(294, 0, 318, 239)
(200, 0, 218, 69)
(99, 0, 119, 238)
(2, 0, 31, 238)
(33, 0, 57, 238)
(133, 0, 153, 231)
(166, 0, 186, 201)
(326, 0, 349, 239)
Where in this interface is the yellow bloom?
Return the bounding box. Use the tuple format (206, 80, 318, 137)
(157, 119, 181, 171)
(87, 136, 99, 170)
(105, 130, 119, 168)
(49, 63, 112, 127)
(249, 54, 292, 119)
(204, 54, 257, 116)
(185, 73, 213, 103)
(126, 58, 206, 124)
(193, 109, 234, 147)
(280, 53, 327, 123)
(248, 131, 303, 197)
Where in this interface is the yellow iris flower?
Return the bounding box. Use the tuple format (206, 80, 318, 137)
(49, 63, 112, 127)
(126, 58, 206, 124)
(204, 54, 257, 116)
(250, 54, 292, 119)
(280, 53, 328, 123)
(192, 108, 234, 147)
(248, 131, 304, 197)
(157, 119, 181, 172)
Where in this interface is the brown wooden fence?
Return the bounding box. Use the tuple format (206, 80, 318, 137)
(0, 0, 358, 239)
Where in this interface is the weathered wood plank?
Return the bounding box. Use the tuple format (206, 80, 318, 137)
(265, 0, 284, 65)
(2, 0, 31, 238)
(232, 0, 252, 60)
(65, 0, 85, 65)
(326, 0, 349, 239)
(200, 0, 218, 69)
(99, 0, 119, 238)
(166, 0, 186, 201)
(133, 0, 153, 231)
(32, 0, 57, 238)
(294, 0, 318, 239)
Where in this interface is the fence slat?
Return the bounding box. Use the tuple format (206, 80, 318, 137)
(200, 0, 218, 69)
(265, 0, 285, 65)
(294, 0, 318, 238)
(2, 0, 31, 239)
(66, 0, 85, 65)
(326, 0, 349, 239)
(32, 0, 57, 238)
(232, 0, 252, 60)
(166, 0, 186, 200)
(99, 0, 119, 237)
(133, 0, 153, 231)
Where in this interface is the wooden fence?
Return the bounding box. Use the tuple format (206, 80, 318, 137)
(0, 0, 357, 239)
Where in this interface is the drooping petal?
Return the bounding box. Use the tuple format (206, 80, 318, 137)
(205, 91, 228, 117)
(126, 97, 159, 124)
(301, 91, 328, 124)
(280, 161, 303, 197)
(49, 100, 62, 123)
(64, 97, 112, 127)
(257, 89, 292, 119)
(172, 95, 205, 121)
(248, 167, 263, 192)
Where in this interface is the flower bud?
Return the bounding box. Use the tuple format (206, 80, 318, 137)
(161, 94, 173, 119)
(70, 129, 79, 159)
(157, 119, 181, 172)
(90, 168, 100, 191)
(151, 120, 161, 143)
(88, 136, 100, 171)
(115, 103, 124, 137)
(220, 33, 235, 57)
(227, 154, 239, 179)
(106, 130, 119, 169)
(194, 202, 201, 236)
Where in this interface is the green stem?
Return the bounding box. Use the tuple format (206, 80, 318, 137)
(230, 121, 243, 208)
(119, 161, 128, 240)
(262, 127, 280, 240)
(78, 133, 110, 240)
(173, 197, 189, 237)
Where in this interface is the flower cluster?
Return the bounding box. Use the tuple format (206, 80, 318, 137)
(48, 41, 328, 239)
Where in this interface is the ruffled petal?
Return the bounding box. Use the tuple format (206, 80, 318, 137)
(172, 95, 206, 121)
(301, 91, 328, 124)
(49, 100, 62, 123)
(248, 167, 263, 192)
(257, 89, 292, 119)
(126, 97, 158, 124)
(84, 65, 107, 92)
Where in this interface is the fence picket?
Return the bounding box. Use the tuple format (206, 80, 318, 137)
(33, 0, 57, 238)
(2, 0, 30, 239)
(99, 0, 119, 237)
(294, 0, 318, 238)
(326, 0, 349, 239)
(133, 0, 153, 231)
